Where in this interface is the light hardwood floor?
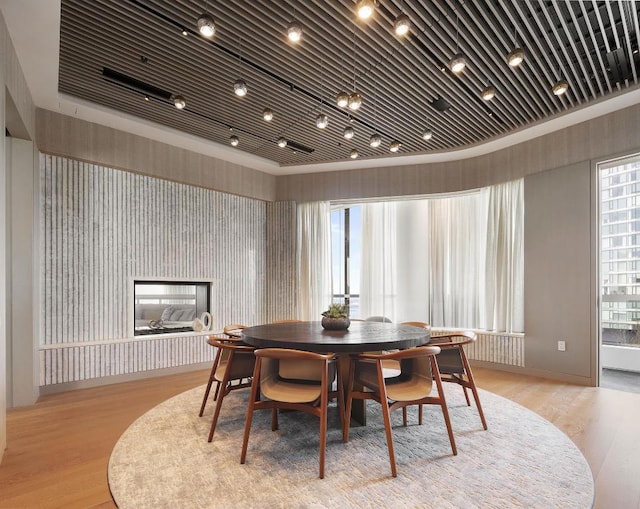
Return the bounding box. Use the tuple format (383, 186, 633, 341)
(1, 367, 639, 509)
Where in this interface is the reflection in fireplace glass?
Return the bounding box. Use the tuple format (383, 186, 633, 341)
(134, 281, 211, 335)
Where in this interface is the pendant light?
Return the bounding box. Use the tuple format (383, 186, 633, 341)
(348, 25, 362, 111)
(277, 137, 287, 148)
(287, 7, 302, 42)
(262, 108, 274, 121)
(229, 135, 239, 146)
(422, 128, 433, 140)
(350, 149, 359, 159)
(507, 27, 525, 67)
(394, 2, 410, 36)
(197, 1, 215, 37)
(481, 85, 496, 101)
(343, 126, 355, 139)
(369, 77, 381, 147)
(552, 78, 569, 96)
(234, 38, 247, 97)
(316, 59, 329, 129)
(449, 12, 466, 74)
(173, 95, 186, 109)
(394, 14, 410, 36)
(389, 140, 401, 152)
(356, 0, 374, 20)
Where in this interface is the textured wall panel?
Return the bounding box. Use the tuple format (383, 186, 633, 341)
(265, 201, 297, 322)
(40, 154, 269, 385)
(432, 329, 525, 367)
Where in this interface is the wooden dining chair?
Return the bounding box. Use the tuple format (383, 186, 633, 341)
(343, 345, 457, 477)
(240, 348, 341, 479)
(199, 324, 249, 416)
(199, 337, 256, 442)
(428, 330, 487, 430)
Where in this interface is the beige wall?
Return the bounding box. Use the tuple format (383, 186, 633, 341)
(523, 162, 595, 383)
(276, 103, 640, 202)
(1, 8, 36, 463)
(36, 109, 277, 202)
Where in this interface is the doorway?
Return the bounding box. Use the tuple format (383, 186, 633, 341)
(599, 153, 640, 392)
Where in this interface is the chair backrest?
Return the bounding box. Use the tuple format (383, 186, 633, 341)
(400, 321, 430, 329)
(357, 346, 442, 401)
(208, 338, 256, 380)
(223, 323, 248, 338)
(428, 331, 476, 374)
(255, 349, 335, 403)
(365, 316, 392, 323)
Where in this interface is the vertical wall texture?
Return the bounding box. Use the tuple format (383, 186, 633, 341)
(40, 154, 269, 386)
(265, 201, 297, 322)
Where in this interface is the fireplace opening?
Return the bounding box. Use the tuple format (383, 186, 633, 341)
(134, 280, 211, 335)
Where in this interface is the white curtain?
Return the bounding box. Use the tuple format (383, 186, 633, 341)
(355, 179, 524, 333)
(360, 202, 397, 321)
(296, 201, 332, 320)
(482, 179, 524, 333)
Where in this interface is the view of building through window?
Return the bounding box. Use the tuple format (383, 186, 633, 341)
(601, 155, 640, 348)
(331, 206, 362, 318)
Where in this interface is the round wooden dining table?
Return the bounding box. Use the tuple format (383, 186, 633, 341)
(241, 320, 430, 353)
(241, 320, 430, 425)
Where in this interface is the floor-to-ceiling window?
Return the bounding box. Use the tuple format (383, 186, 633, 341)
(600, 154, 640, 378)
(330, 205, 362, 318)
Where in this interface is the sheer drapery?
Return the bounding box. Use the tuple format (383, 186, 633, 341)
(482, 179, 524, 333)
(356, 179, 524, 333)
(360, 202, 397, 321)
(296, 201, 332, 320)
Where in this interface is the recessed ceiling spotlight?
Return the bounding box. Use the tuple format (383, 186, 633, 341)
(144, 95, 150, 102)
(287, 20, 302, 42)
(449, 53, 466, 73)
(482, 85, 496, 101)
(263, 108, 274, 121)
(277, 137, 287, 148)
(343, 126, 355, 139)
(350, 149, 359, 159)
(197, 12, 215, 37)
(173, 95, 186, 109)
(233, 79, 247, 97)
(369, 133, 382, 147)
(230, 135, 239, 146)
(389, 140, 401, 152)
(552, 79, 569, 96)
(394, 13, 410, 36)
(422, 129, 433, 141)
(356, 0, 375, 20)
(316, 113, 329, 129)
(336, 91, 349, 108)
(507, 47, 525, 67)
(348, 91, 362, 111)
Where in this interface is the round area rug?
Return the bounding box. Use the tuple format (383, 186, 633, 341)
(109, 385, 594, 509)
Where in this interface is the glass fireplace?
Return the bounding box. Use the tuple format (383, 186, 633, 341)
(133, 280, 211, 335)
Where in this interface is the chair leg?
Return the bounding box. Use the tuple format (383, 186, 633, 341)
(418, 404, 423, 425)
(199, 359, 219, 416)
(376, 364, 397, 477)
(402, 407, 407, 426)
(431, 357, 457, 456)
(319, 373, 329, 479)
(462, 385, 471, 406)
(271, 408, 279, 431)
(460, 349, 488, 430)
(213, 381, 221, 402)
(240, 360, 262, 465)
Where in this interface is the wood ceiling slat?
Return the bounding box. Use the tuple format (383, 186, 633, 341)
(58, 0, 640, 167)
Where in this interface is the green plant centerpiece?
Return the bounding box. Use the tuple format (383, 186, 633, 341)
(321, 303, 351, 330)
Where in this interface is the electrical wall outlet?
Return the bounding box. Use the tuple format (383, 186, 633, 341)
(557, 340, 566, 352)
